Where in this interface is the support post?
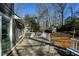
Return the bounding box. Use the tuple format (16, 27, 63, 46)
(0, 16, 2, 56)
(9, 18, 13, 49)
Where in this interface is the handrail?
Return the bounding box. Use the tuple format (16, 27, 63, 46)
(71, 38, 79, 42)
(67, 38, 79, 55)
(7, 35, 24, 56)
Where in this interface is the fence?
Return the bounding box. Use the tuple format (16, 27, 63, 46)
(67, 38, 79, 55)
(70, 38, 79, 51)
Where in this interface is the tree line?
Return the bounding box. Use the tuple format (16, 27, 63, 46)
(23, 3, 79, 32)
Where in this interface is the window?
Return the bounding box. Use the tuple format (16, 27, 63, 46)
(2, 17, 10, 55)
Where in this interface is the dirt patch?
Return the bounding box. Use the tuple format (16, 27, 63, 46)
(50, 32, 71, 48)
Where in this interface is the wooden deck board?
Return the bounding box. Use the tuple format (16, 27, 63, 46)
(9, 37, 61, 56)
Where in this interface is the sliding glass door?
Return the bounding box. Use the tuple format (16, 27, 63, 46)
(2, 16, 10, 55)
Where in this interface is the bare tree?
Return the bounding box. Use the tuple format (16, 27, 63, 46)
(52, 3, 66, 26)
(69, 4, 76, 38)
(37, 4, 49, 29)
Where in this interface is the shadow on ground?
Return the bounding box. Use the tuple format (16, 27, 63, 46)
(8, 37, 71, 56)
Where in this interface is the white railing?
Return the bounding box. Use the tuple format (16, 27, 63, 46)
(70, 38, 79, 52)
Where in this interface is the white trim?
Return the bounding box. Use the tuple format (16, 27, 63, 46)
(9, 18, 13, 49)
(0, 16, 2, 56)
(71, 38, 79, 42)
(13, 15, 21, 19)
(0, 12, 10, 20)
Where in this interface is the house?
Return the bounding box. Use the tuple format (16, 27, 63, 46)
(64, 16, 79, 31)
(65, 16, 79, 27)
(0, 3, 24, 56)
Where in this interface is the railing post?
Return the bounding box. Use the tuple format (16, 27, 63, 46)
(48, 33, 51, 55)
(0, 16, 2, 56)
(72, 40, 75, 49)
(76, 42, 77, 50)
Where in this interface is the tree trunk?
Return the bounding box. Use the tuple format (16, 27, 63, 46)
(73, 27, 75, 38)
(62, 11, 64, 26)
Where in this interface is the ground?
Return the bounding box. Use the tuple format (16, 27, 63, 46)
(50, 32, 71, 48)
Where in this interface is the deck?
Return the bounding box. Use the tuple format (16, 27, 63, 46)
(8, 32, 68, 56)
(6, 32, 79, 56)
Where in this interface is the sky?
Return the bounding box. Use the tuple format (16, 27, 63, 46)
(15, 3, 38, 18)
(15, 3, 79, 19)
